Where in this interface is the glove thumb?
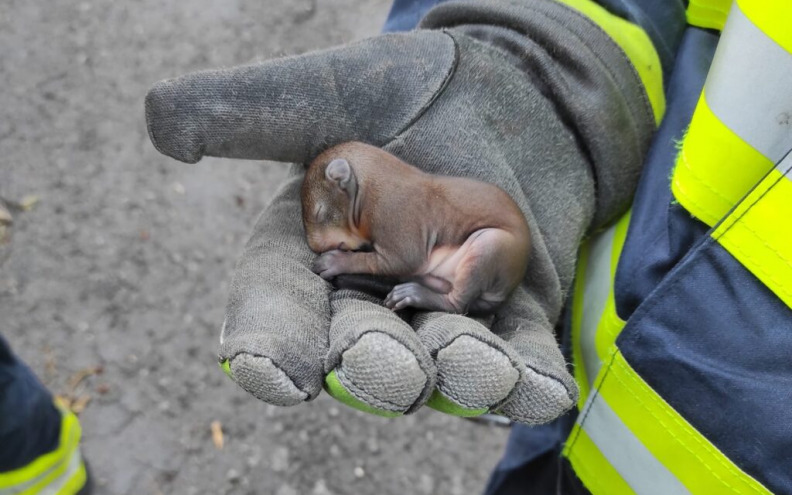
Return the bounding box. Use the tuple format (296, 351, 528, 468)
(144, 31, 456, 164)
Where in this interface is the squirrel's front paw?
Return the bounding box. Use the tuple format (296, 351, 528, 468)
(312, 250, 347, 280)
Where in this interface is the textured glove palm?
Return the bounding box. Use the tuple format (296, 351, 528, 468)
(144, 0, 654, 423)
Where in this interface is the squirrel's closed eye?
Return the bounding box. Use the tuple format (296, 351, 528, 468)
(314, 204, 325, 222)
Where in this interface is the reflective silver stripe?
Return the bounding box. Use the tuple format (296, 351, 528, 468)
(40, 450, 83, 495)
(580, 225, 615, 389)
(580, 394, 691, 495)
(705, 2, 792, 163)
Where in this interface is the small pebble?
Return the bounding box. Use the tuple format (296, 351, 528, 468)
(226, 468, 240, 483)
(271, 446, 289, 472)
(312, 480, 334, 495)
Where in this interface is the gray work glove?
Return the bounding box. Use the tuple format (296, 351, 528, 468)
(145, 0, 653, 423)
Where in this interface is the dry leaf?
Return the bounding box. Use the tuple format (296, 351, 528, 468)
(211, 420, 224, 450)
(55, 393, 92, 415)
(67, 365, 104, 392)
(18, 195, 39, 211)
(43, 346, 57, 379)
(71, 395, 92, 414)
(0, 202, 11, 246)
(0, 204, 11, 226)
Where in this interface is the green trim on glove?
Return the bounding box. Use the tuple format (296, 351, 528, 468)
(426, 389, 488, 417)
(324, 371, 403, 418)
(219, 359, 233, 379)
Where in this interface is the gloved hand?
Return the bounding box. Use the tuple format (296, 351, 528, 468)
(144, 0, 654, 423)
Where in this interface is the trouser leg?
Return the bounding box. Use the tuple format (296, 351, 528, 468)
(0, 333, 61, 471)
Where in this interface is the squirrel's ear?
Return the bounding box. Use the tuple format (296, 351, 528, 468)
(326, 159, 351, 183)
(325, 158, 356, 194)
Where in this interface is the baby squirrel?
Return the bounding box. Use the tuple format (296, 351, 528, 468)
(301, 142, 530, 314)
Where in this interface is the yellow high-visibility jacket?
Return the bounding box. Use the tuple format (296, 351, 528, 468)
(563, 1, 792, 494)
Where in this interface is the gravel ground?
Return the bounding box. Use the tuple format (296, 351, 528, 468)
(0, 1, 510, 494)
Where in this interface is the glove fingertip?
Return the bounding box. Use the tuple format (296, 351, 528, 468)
(498, 369, 577, 425)
(144, 79, 204, 164)
(224, 353, 311, 407)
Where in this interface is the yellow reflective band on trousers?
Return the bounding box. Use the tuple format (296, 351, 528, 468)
(0, 406, 87, 495)
(564, 427, 636, 495)
(687, 0, 792, 47)
(672, 1, 792, 227)
(704, 5, 792, 162)
(672, 93, 773, 227)
(686, 0, 730, 31)
(713, 154, 792, 310)
(564, 351, 773, 495)
(571, 212, 629, 408)
(553, 0, 665, 124)
(737, 0, 792, 55)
